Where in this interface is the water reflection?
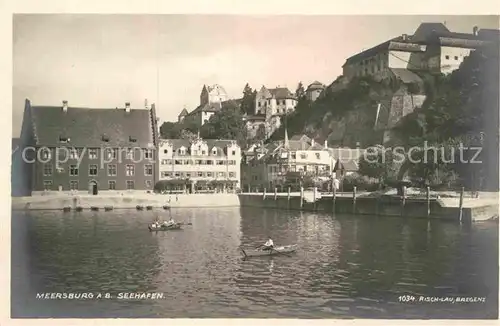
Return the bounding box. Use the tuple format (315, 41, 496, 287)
(11, 207, 498, 319)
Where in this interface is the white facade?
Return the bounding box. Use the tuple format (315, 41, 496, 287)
(158, 138, 242, 191)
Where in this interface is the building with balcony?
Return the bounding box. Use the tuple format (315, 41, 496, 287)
(157, 137, 241, 193)
(16, 99, 159, 195)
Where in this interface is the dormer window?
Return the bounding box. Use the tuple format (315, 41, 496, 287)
(102, 134, 110, 142)
(212, 148, 217, 155)
(129, 136, 137, 143)
(59, 136, 69, 143)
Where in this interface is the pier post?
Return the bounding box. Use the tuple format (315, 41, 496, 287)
(352, 186, 357, 214)
(426, 186, 431, 218)
(263, 188, 267, 200)
(332, 185, 336, 213)
(287, 187, 291, 209)
(300, 186, 304, 209)
(313, 186, 317, 211)
(274, 187, 277, 200)
(247, 185, 250, 193)
(459, 187, 464, 223)
(401, 185, 406, 216)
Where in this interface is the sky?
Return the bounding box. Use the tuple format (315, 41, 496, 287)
(12, 14, 499, 137)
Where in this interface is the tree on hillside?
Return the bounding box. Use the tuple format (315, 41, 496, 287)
(241, 83, 256, 115)
(159, 121, 182, 139)
(358, 146, 400, 187)
(200, 100, 248, 147)
(295, 82, 306, 101)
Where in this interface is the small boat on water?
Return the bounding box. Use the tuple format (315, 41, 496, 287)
(240, 244, 298, 258)
(148, 223, 182, 232)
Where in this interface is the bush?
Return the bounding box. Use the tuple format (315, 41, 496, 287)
(341, 174, 380, 192)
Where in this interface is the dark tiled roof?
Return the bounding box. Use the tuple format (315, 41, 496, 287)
(269, 87, 296, 99)
(478, 29, 500, 41)
(178, 108, 189, 116)
(290, 134, 312, 143)
(328, 148, 363, 161)
(188, 99, 241, 115)
(334, 159, 359, 172)
(306, 81, 325, 91)
(29, 103, 155, 148)
(189, 102, 222, 114)
(343, 36, 405, 66)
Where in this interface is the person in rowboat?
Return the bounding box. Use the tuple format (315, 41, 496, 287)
(262, 237, 274, 251)
(163, 218, 176, 227)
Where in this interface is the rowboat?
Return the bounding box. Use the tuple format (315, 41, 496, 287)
(148, 223, 182, 231)
(240, 244, 298, 258)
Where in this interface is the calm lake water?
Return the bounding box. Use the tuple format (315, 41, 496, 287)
(11, 207, 498, 319)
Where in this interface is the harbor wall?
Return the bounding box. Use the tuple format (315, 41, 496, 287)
(238, 194, 499, 223)
(11, 194, 240, 211)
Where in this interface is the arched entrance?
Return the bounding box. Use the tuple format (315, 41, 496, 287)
(88, 180, 98, 195)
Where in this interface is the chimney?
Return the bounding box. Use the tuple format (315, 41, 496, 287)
(402, 34, 408, 41)
(324, 139, 328, 148)
(62, 100, 68, 112)
(144, 98, 149, 110)
(125, 102, 131, 113)
(473, 26, 479, 36)
(311, 139, 315, 147)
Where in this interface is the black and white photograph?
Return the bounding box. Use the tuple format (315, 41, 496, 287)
(9, 12, 500, 320)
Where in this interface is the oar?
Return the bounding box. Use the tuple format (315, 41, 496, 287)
(177, 222, 192, 226)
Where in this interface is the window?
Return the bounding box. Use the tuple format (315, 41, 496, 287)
(231, 150, 236, 155)
(195, 160, 203, 165)
(217, 160, 225, 165)
(107, 164, 117, 176)
(207, 172, 213, 177)
(183, 160, 191, 165)
(69, 149, 79, 159)
(144, 164, 153, 176)
(40, 148, 51, 161)
(186, 172, 191, 178)
(454, 56, 458, 60)
(197, 172, 203, 177)
(206, 160, 213, 165)
(161, 159, 169, 165)
(89, 164, 98, 176)
(218, 172, 225, 177)
(315, 153, 321, 159)
(43, 164, 53, 176)
(126, 164, 135, 176)
(202, 150, 206, 155)
(69, 165, 79, 176)
(59, 136, 69, 143)
(146, 180, 152, 189)
(43, 180, 52, 191)
(291, 152, 296, 159)
(300, 153, 308, 159)
(174, 172, 181, 177)
(126, 148, 134, 160)
(174, 160, 182, 165)
(89, 149, 98, 159)
(105, 148, 117, 160)
(229, 172, 235, 178)
(445, 55, 450, 60)
(212, 149, 217, 155)
(108, 180, 116, 190)
(144, 149, 153, 159)
(228, 160, 236, 165)
(129, 136, 137, 143)
(126, 180, 135, 190)
(258, 102, 261, 107)
(163, 149, 168, 154)
(70, 180, 79, 190)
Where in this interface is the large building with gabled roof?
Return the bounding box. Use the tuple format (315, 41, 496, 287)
(157, 137, 242, 193)
(16, 99, 159, 195)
